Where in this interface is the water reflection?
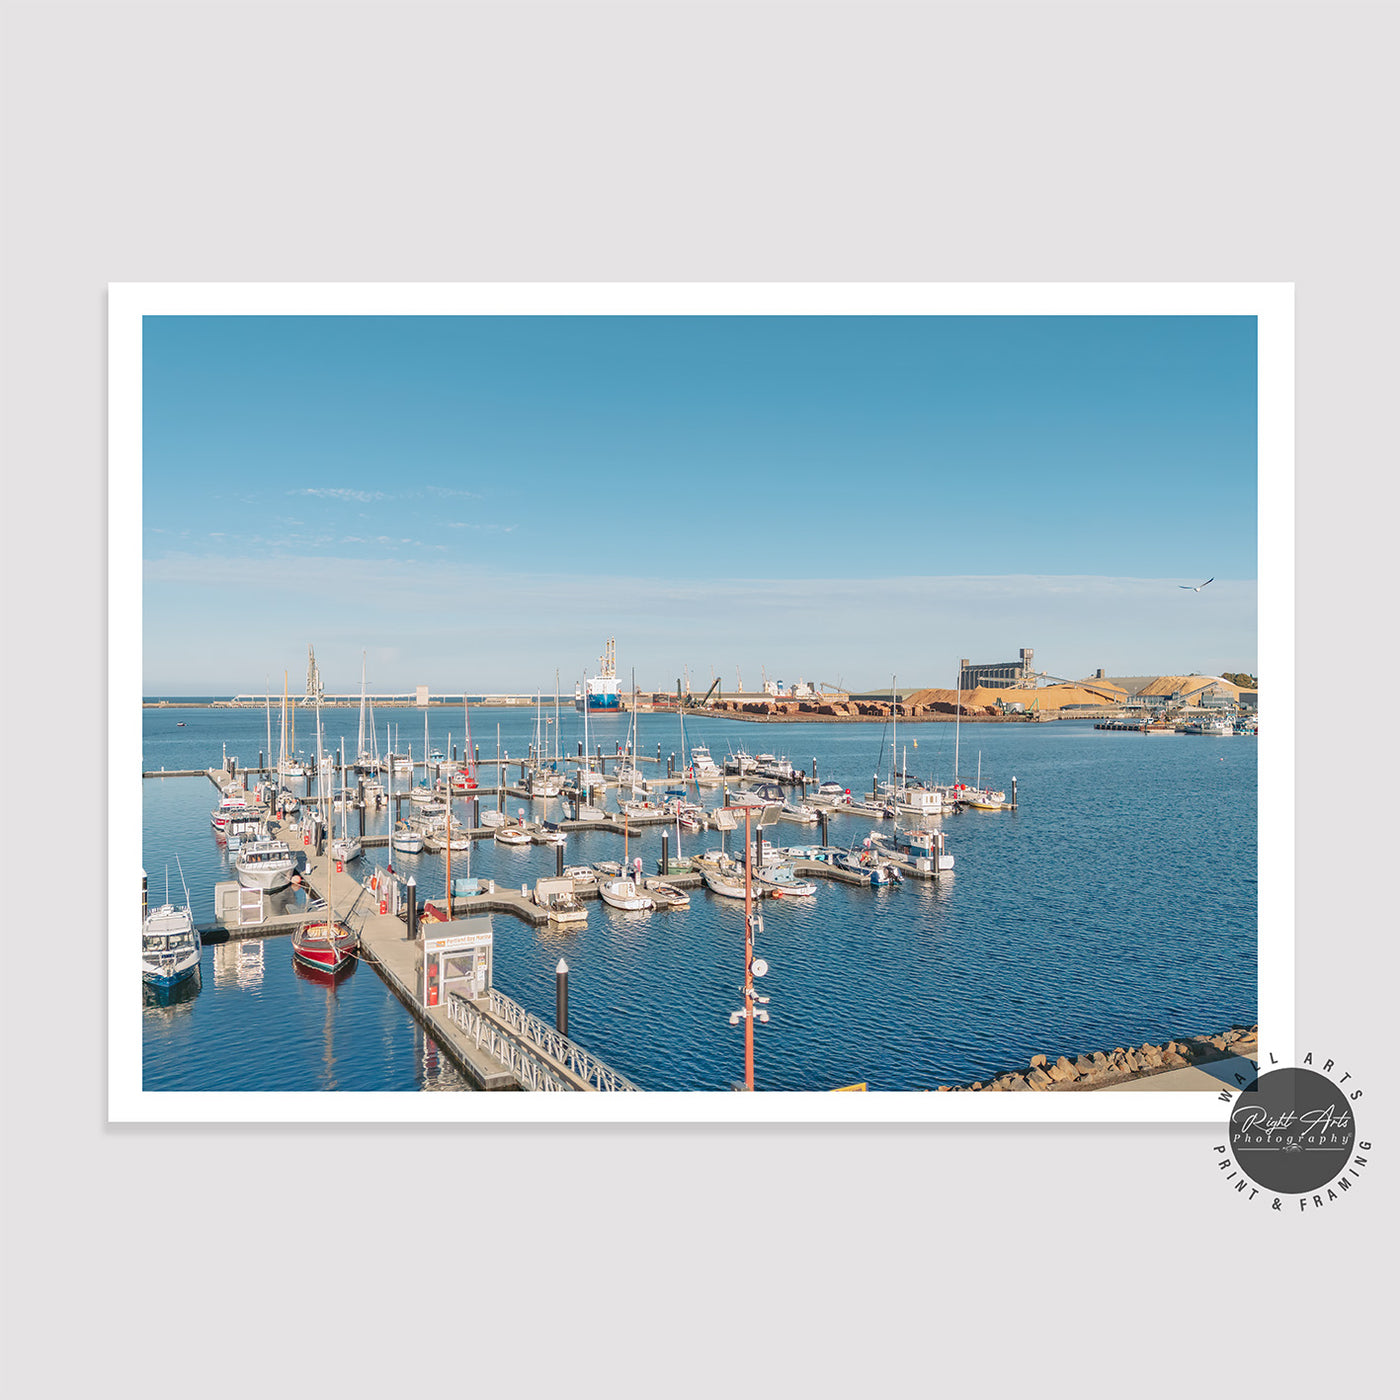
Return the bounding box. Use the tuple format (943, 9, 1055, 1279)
(142, 966, 201, 1016)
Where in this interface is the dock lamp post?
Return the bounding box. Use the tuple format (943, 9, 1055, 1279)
(727, 805, 773, 1091)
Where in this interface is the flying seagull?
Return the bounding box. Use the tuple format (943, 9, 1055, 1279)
(1179, 578, 1214, 592)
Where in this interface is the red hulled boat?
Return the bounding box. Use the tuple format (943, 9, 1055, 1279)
(291, 919, 358, 977)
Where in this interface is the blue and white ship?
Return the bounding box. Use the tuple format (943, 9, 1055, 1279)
(575, 637, 623, 713)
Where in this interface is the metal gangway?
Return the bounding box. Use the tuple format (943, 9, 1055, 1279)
(445, 988, 641, 1092)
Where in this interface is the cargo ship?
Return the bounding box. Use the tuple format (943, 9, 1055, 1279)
(575, 637, 623, 713)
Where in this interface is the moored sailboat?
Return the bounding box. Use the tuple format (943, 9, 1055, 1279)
(292, 688, 359, 977)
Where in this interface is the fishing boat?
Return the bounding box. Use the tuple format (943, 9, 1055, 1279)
(541, 888, 587, 924)
(141, 862, 201, 990)
(1183, 716, 1236, 737)
(644, 879, 691, 909)
(835, 841, 905, 885)
(234, 838, 297, 892)
(723, 749, 758, 776)
(755, 864, 817, 897)
(292, 691, 359, 977)
(872, 825, 953, 867)
(598, 877, 655, 911)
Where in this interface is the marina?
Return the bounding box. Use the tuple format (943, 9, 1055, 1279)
(141, 701, 1258, 1093)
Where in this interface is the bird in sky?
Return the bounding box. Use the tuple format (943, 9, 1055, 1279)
(1179, 578, 1214, 592)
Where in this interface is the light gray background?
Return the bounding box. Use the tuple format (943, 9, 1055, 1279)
(2, 2, 1392, 1393)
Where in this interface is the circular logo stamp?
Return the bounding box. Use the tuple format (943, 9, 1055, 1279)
(1229, 1066, 1357, 1194)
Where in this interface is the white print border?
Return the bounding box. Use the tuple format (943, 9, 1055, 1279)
(110, 282, 1293, 1124)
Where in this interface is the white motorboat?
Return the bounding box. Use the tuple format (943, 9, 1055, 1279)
(780, 800, 819, 824)
(723, 749, 758, 776)
(234, 838, 297, 892)
(495, 823, 532, 846)
(754, 753, 795, 781)
(810, 782, 853, 806)
(688, 745, 722, 784)
(481, 810, 506, 828)
(592, 860, 623, 877)
(210, 794, 266, 833)
(142, 863, 201, 990)
(530, 821, 568, 846)
(599, 878, 655, 911)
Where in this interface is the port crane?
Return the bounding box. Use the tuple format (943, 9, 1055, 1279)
(684, 677, 723, 709)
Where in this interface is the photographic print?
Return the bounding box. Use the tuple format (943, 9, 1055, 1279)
(111, 283, 1290, 1120)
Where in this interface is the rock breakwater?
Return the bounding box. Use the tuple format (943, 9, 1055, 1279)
(936, 1024, 1259, 1092)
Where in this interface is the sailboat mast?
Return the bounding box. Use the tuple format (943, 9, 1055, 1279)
(954, 662, 961, 786)
(358, 651, 366, 761)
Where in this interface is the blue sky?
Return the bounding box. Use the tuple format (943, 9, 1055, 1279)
(142, 314, 1257, 694)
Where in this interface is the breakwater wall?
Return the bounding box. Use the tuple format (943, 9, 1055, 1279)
(936, 1024, 1259, 1092)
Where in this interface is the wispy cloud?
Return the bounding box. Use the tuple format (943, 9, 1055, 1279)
(424, 486, 482, 501)
(292, 488, 387, 504)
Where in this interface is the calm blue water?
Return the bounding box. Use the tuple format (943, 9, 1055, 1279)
(141, 705, 1257, 1091)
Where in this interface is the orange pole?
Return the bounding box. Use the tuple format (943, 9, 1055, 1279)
(744, 808, 754, 1091)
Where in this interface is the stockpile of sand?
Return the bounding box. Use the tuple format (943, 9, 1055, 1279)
(906, 680, 1126, 711)
(1136, 675, 1242, 699)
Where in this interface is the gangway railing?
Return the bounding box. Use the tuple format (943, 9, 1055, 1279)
(487, 989, 641, 1092)
(443, 990, 641, 1092)
(445, 994, 577, 1091)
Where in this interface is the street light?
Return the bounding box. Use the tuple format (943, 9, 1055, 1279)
(724, 804, 777, 1090)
